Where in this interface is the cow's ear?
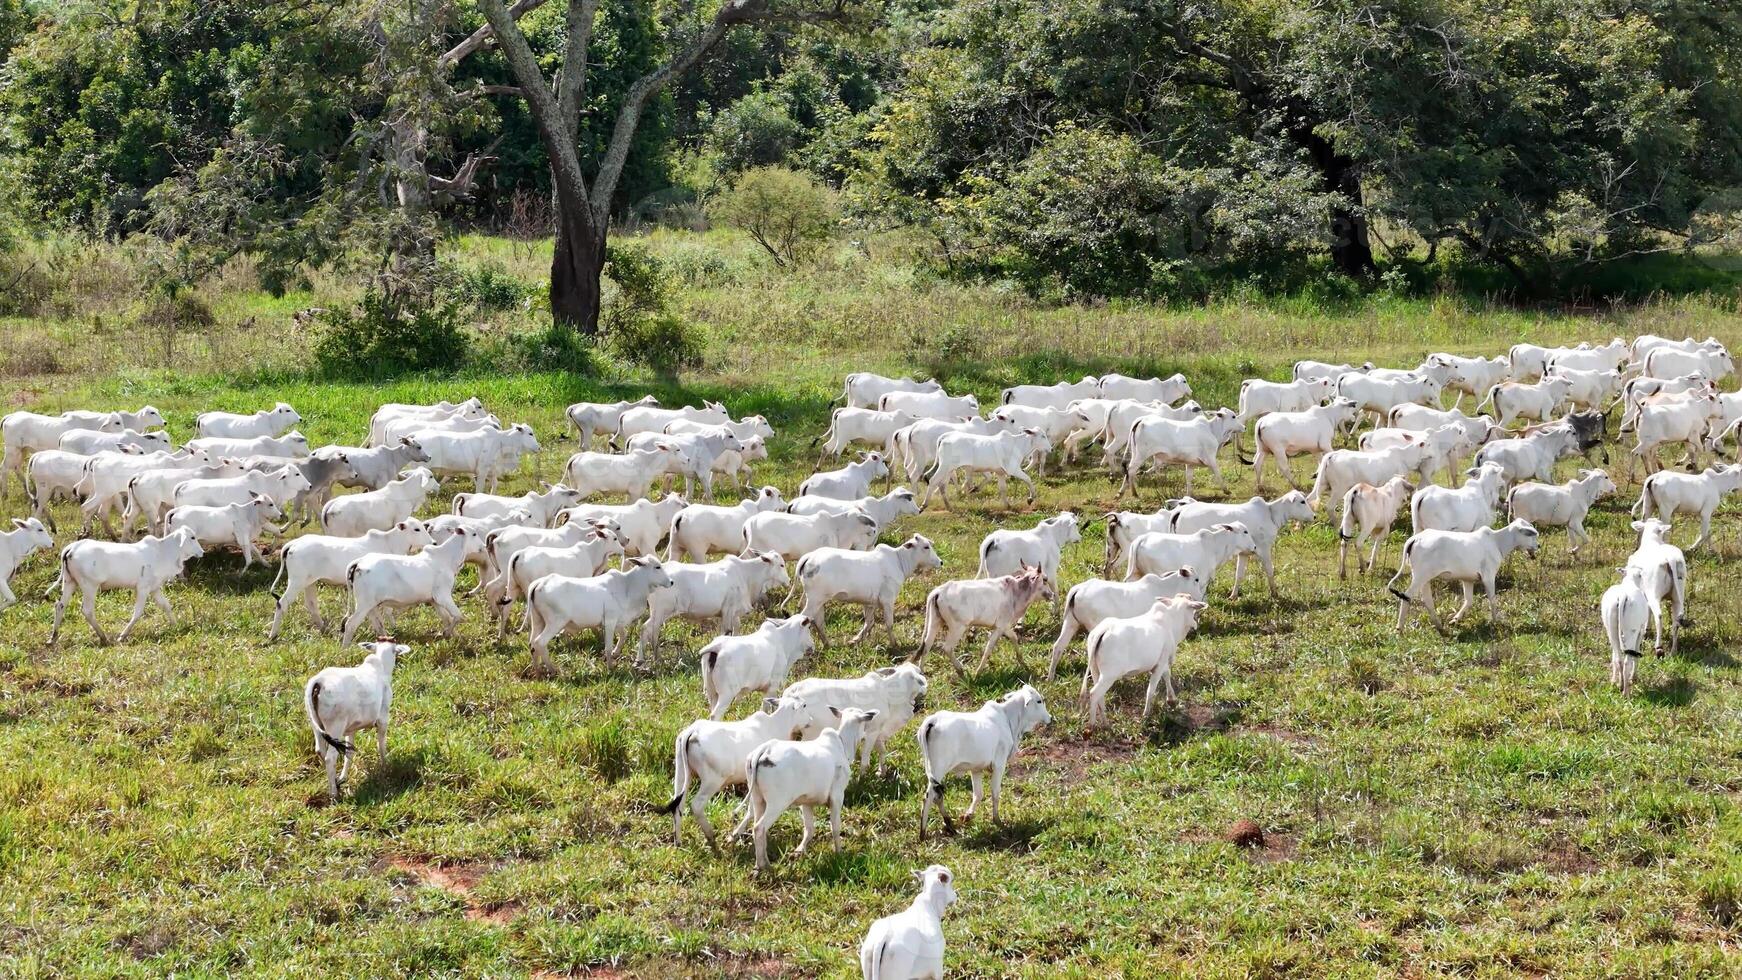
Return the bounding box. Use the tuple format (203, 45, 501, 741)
(761, 697, 780, 714)
(10, 518, 25, 529)
(357, 642, 375, 652)
(828, 705, 842, 719)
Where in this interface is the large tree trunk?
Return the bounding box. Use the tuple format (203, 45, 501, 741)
(551, 202, 607, 334)
(1295, 125, 1377, 278)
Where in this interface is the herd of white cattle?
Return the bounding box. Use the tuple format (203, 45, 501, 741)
(1, 332, 1739, 976)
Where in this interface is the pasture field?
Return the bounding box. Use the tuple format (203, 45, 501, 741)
(3, 314, 1742, 977)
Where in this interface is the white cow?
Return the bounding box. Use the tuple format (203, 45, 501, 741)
(1168, 491, 1312, 597)
(490, 528, 627, 636)
(1506, 469, 1615, 555)
(1625, 519, 1688, 656)
(0, 517, 54, 612)
(1386, 520, 1541, 632)
(976, 511, 1079, 613)
(1628, 391, 1721, 480)
(564, 447, 682, 502)
(1547, 367, 1624, 413)
(988, 405, 1084, 472)
(1473, 423, 1582, 484)
(366, 398, 488, 445)
(1099, 372, 1191, 404)
(1306, 443, 1425, 513)
(1119, 410, 1241, 498)
(799, 452, 890, 500)
(1337, 476, 1415, 577)
(636, 551, 790, 665)
(2, 409, 128, 495)
(615, 401, 728, 440)
(794, 535, 943, 649)
(743, 509, 879, 561)
(57, 428, 171, 456)
(660, 693, 813, 847)
(304, 639, 407, 799)
(49, 528, 205, 644)
(889, 417, 1014, 487)
(784, 488, 919, 531)
(1429, 354, 1510, 410)
(1079, 595, 1208, 726)
(1478, 377, 1571, 427)
(553, 494, 688, 558)
(319, 438, 431, 492)
(1643, 345, 1734, 382)
(743, 706, 879, 871)
(1236, 376, 1333, 425)
(1409, 462, 1506, 534)
(1293, 360, 1372, 382)
(1601, 568, 1653, 696)
(1000, 377, 1101, 410)
(1099, 400, 1204, 468)
(25, 447, 147, 529)
(339, 529, 477, 645)
(815, 408, 920, 464)
(1337, 373, 1442, 426)
(1045, 568, 1207, 680)
(1250, 399, 1361, 491)
(418, 424, 541, 492)
(1633, 463, 1742, 551)
(523, 557, 675, 672)
(268, 519, 436, 639)
(453, 483, 584, 526)
(566, 395, 659, 448)
(841, 373, 942, 410)
(917, 686, 1051, 839)
(196, 403, 301, 439)
(1123, 523, 1259, 582)
(858, 865, 958, 980)
(480, 516, 627, 608)
(923, 428, 1052, 510)
(163, 494, 283, 568)
(1545, 338, 1629, 374)
(878, 390, 979, 420)
(184, 431, 311, 460)
(623, 429, 746, 502)
(1509, 342, 1588, 382)
(915, 566, 1054, 674)
(174, 465, 311, 513)
(666, 487, 788, 561)
(699, 614, 816, 720)
(320, 467, 439, 537)
(784, 662, 929, 771)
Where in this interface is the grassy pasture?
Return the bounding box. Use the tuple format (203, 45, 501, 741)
(3, 312, 1742, 976)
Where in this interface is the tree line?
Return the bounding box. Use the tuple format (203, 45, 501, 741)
(2, 0, 1739, 332)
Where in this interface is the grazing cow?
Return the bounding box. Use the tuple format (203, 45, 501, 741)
(784, 488, 919, 531)
(925, 429, 1051, 510)
(1001, 376, 1101, 410)
(304, 639, 407, 800)
(666, 487, 788, 561)
(699, 614, 816, 720)
(196, 403, 301, 439)
(977, 511, 1079, 613)
(553, 494, 688, 558)
(1080, 595, 1208, 726)
(418, 424, 541, 492)
(268, 519, 436, 639)
(339, 529, 477, 646)
(743, 706, 879, 871)
(1386, 520, 1541, 632)
(1632, 463, 1742, 551)
(1250, 399, 1361, 491)
(1168, 491, 1312, 598)
(1601, 568, 1653, 696)
(784, 662, 929, 772)
(1337, 476, 1414, 578)
(490, 527, 626, 637)
(1123, 522, 1259, 582)
(841, 373, 942, 410)
(320, 467, 439, 537)
(1119, 410, 1241, 498)
(1410, 463, 1507, 534)
(317, 438, 431, 492)
(815, 408, 919, 465)
(799, 452, 890, 500)
(917, 686, 1050, 839)
(1306, 443, 1425, 513)
(859, 865, 958, 980)
(1506, 469, 1615, 554)
(1473, 423, 1582, 485)
(50, 528, 205, 644)
(1045, 568, 1207, 680)
(566, 396, 659, 448)
(1625, 519, 1688, 656)
(453, 483, 584, 527)
(0, 517, 54, 613)
(564, 446, 684, 502)
(916, 565, 1054, 674)
(660, 693, 813, 847)
(636, 551, 790, 666)
(523, 557, 675, 673)
(163, 494, 283, 568)
(794, 535, 942, 649)
(1099, 372, 1191, 404)
(878, 390, 979, 420)
(615, 402, 728, 442)
(743, 509, 879, 561)
(184, 431, 311, 460)
(1430, 354, 1510, 410)
(57, 428, 171, 456)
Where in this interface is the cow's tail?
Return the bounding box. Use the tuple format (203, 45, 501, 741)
(305, 680, 353, 755)
(1385, 540, 1416, 604)
(1305, 453, 1332, 510)
(700, 644, 721, 708)
(1476, 384, 1500, 417)
(1338, 486, 1360, 540)
(659, 731, 695, 815)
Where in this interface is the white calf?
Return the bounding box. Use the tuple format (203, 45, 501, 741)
(1337, 476, 1414, 577)
(564, 447, 682, 503)
(1644, 345, 1734, 382)
(917, 686, 1050, 839)
(615, 401, 728, 441)
(1119, 410, 1241, 498)
(1629, 391, 1721, 480)
(321, 467, 439, 537)
(794, 535, 942, 649)
(491, 529, 626, 637)
(1236, 376, 1333, 425)
(859, 865, 958, 980)
(799, 452, 890, 500)
(164, 494, 283, 568)
(1478, 377, 1571, 427)
(1430, 354, 1510, 410)
(1293, 360, 1372, 382)
(815, 408, 920, 464)
(339, 530, 475, 646)
(321, 438, 431, 492)
(661, 693, 813, 847)
(268, 519, 436, 639)
(1306, 443, 1425, 513)
(1633, 463, 1742, 551)
(1, 410, 125, 495)
(453, 483, 583, 526)
(1386, 520, 1541, 632)
(1474, 423, 1582, 484)
(784, 662, 929, 771)
(418, 424, 541, 492)
(1337, 373, 1442, 426)
(1601, 568, 1653, 696)
(879, 390, 979, 420)
(0, 517, 54, 612)
(1001, 377, 1101, 410)
(1123, 523, 1259, 582)
(566, 395, 659, 448)
(744, 707, 879, 871)
(1100, 372, 1190, 404)
(197, 402, 301, 439)
(1410, 462, 1506, 533)
(554, 494, 688, 558)
(57, 428, 171, 456)
(988, 405, 1084, 473)
(1548, 367, 1624, 413)
(184, 431, 311, 460)
(174, 465, 311, 512)
(1506, 469, 1615, 554)
(1625, 519, 1688, 656)
(666, 487, 788, 561)
(623, 429, 745, 502)
(637, 551, 790, 665)
(523, 557, 675, 672)
(841, 373, 942, 410)
(50, 528, 206, 644)
(699, 614, 816, 720)
(743, 509, 879, 561)
(1250, 399, 1361, 491)
(1080, 595, 1208, 726)
(1045, 569, 1206, 681)
(304, 639, 406, 799)
(1168, 491, 1312, 598)
(784, 487, 919, 531)
(977, 511, 1079, 613)
(916, 566, 1054, 674)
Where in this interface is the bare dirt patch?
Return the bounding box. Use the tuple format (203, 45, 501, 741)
(387, 856, 521, 924)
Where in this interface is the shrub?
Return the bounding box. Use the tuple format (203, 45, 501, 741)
(442, 262, 535, 313)
(135, 288, 216, 365)
(601, 243, 704, 375)
(708, 166, 839, 268)
(313, 290, 469, 379)
(701, 89, 801, 180)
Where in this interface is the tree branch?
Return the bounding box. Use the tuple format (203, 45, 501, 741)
(476, 0, 592, 216)
(441, 0, 549, 68)
(558, 0, 600, 136)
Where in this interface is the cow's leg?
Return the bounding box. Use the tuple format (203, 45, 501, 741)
(151, 588, 175, 627)
(849, 602, 877, 645)
(1228, 555, 1245, 601)
(794, 805, 815, 856)
(965, 772, 984, 822)
(115, 587, 152, 643)
(1484, 573, 1500, 623)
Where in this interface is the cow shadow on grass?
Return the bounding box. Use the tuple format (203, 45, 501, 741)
(347, 750, 428, 804)
(183, 554, 280, 596)
(1639, 675, 1698, 709)
(845, 766, 917, 806)
(956, 815, 1049, 853)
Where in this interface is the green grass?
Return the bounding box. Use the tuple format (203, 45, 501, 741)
(3, 239, 1742, 975)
